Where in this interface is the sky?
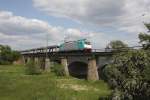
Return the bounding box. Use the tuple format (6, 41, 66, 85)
(0, 0, 150, 50)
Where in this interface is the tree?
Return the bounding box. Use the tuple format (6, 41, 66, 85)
(106, 40, 128, 51)
(11, 51, 21, 61)
(139, 23, 150, 50)
(102, 23, 150, 100)
(0, 45, 20, 65)
(144, 23, 150, 31)
(143, 51, 150, 81)
(0, 45, 12, 64)
(103, 50, 150, 100)
(139, 33, 150, 50)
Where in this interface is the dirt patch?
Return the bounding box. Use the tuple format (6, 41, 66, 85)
(58, 83, 100, 92)
(56, 78, 100, 91)
(59, 84, 88, 91)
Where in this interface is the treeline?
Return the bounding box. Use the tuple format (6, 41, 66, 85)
(100, 24, 150, 100)
(0, 45, 20, 65)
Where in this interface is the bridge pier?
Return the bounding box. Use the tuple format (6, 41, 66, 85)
(61, 58, 69, 76)
(27, 57, 30, 63)
(87, 57, 99, 81)
(45, 58, 51, 72)
(39, 57, 45, 70)
(27, 57, 34, 63)
(19, 56, 23, 65)
(21, 56, 26, 65)
(34, 57, 40, 67)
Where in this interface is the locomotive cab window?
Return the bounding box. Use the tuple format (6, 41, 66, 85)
(85, 42, 91, 45)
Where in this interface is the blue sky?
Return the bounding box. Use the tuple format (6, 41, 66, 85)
(0, 0, 79, 28)
(0, 0, 150, 50)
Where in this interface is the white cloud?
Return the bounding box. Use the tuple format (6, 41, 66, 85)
(0, 11, 51, 35)
(33, 0, 125, 25)
(33, 0, 150, 34)
(118, 0, 150, 33)
(0, 11, 93, 50)
(65, 28, 94, 41)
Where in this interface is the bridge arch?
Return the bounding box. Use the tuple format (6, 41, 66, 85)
(68, 61, 88, 79)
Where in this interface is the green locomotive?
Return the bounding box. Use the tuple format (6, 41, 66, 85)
(59, 39, 92, 52)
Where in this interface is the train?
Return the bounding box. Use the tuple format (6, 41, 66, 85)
(21, 39, 92, 54)
(59, 39, 92, 52)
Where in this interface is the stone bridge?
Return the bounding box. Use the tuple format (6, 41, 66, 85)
(21, 45, 116, 81)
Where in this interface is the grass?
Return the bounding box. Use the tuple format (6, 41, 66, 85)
(0, 65, 111, 100)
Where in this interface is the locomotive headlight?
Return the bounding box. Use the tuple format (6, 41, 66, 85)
(84, 44, 92, 48)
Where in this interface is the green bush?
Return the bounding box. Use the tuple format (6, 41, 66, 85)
(51, 63, 65, 76)
(25, 60, 42, 75)
(102, 50, 150, 100)
(0, 45, 20, 65)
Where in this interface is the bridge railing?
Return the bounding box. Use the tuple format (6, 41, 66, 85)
(21, 45, 143, 54)
(92, 49, 110, 52)
(20, 45, 59, 54)
(92, 46, 143, 53)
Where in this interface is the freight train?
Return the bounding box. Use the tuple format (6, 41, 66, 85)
(59, 39, 92, 52)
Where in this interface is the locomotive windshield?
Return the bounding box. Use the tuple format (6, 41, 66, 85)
(85, 42, 91, 45)
(84, 39, 91, 45)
